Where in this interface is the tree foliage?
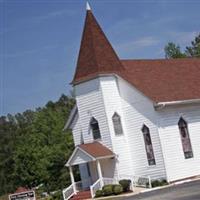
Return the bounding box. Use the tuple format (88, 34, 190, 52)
(164, 33, 200, 58)
(164, 42, 186, 58)
(185, 34, 200, 57)
(0, 94, 75, 196)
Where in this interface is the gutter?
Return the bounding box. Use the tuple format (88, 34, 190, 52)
(154, 99, 200, 110)
(71, 73, 118, 86)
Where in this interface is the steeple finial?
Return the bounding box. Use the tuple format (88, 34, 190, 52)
(86, 2, 91, 11)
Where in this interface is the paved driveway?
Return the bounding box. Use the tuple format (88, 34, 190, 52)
(125, 180, 200, 200)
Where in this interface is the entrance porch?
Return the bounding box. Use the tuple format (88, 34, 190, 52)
(62, 142, 152, 200)
(63, 142, 117, 200)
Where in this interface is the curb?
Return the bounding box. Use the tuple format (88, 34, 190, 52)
(140, 177, 200, 194)
(93, 178, 200, 200)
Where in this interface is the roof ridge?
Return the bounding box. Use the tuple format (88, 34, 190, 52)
(121, 58, 199, 61)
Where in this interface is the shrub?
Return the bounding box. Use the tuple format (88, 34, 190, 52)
(119, 179, 131, 192)
(113, 184, 123, 195)
(95, 190, 103, 198)
(161, 179, 168, 186)
(49, 191, 63, 200)
(151, 180, 160, 187)
(151, 179, 168, 188)
(102, 185, 113, 196)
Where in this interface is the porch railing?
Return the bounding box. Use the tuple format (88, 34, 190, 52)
(62, 184, 74, 200)
(64, 175, 151, 199)
(90, 177, 119, 198)
(63, 178, 92, 200)
(90, 179, 101, 198)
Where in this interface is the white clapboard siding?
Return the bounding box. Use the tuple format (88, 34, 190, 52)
(117, 77, 167, 180)
(74, 78, 112, 149)
(100, 158, 116, 178)
(158, 105, 200, 182)
(70, 149, 93, 166)
(100, 76, 135, 176)
(71, 74, 200, 183)
(70, 114, 82, 146)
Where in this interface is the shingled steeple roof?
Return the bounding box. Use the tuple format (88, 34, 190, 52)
(72, 4, 124, 84)
(71, 4, 200, 103)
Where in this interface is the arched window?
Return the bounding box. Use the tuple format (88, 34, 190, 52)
(178, 117, 193, 159)
(90, 117, 101, 140)
(142, 125, 156, 165)
(112, 112, 123, 135)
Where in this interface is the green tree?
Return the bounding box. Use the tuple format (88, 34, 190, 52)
(0, 94, 76, 196)
(0, 117, 16, 195)
(185, 33, 200, 57)
(164, 42, 186, 58)
(164, 33, 200, 59)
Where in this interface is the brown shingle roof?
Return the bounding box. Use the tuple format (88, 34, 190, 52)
(72, 9, 200, 103)
(78, 142, 114, 158)
(120, 58, 200, 103)
(72, 10, 124, 84)
(15, 187, 30, 193)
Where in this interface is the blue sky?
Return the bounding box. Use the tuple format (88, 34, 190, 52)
(0, 0, 200, 116)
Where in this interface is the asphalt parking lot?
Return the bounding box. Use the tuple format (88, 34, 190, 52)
(125, 180, 200, 200)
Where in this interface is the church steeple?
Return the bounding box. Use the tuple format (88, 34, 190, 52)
(72, 3, 124, 85)
(86, 2, 91, 11)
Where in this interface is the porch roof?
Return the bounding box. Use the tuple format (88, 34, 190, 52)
(66, 142, 115, 166)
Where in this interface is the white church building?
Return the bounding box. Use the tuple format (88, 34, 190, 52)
(63, 4, 200, 200)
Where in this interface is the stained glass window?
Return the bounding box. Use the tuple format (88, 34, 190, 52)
(178, 117, 193, 159)
(90, 117, 101, 140)
(142, 125, 156, 165)
(112, 112, 123, 135)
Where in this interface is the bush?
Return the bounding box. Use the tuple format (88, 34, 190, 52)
(48, 191, 63, 200)
(113, 184, 123, 195)
(95, 190, 103, 198)
(102, 185, 113, 196)
(151, 180, 160, 187)
(161, 179, 168, 186)
(119, 179, 131, 192)
(151, 179, 168, 188)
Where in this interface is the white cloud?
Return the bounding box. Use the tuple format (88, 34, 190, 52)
(31, 9, 76, 23)
(116, 36, 159, 54)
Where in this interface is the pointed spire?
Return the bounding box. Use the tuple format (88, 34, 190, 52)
(86, 2, 91, 11)
(72, 6, 124, 84)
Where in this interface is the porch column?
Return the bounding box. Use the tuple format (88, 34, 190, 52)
(96, 160, 103, 187)
(69, 166, 77, 194)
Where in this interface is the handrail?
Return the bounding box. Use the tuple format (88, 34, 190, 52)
(62, 184, 75, 200)
(63, 175, 151, 199)
(63, 178, 92, 200)
(90, 177, 119, 198)
(90, 179, 101, 198)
